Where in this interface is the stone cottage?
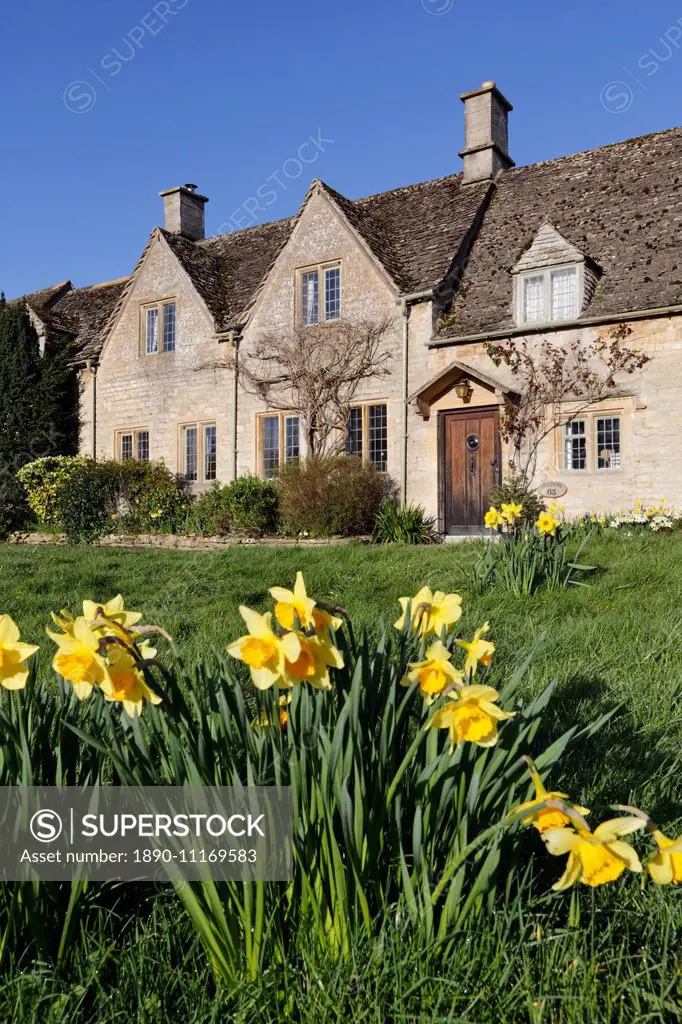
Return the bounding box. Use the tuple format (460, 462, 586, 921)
(13, 81, 682, 533)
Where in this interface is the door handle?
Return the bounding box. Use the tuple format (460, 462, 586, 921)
(470, 453, 476, 476)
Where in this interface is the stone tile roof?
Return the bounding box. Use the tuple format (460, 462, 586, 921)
(42, 280, 129, 361)
(162, 217, 294, 331)
(8, 280, 72, 314)
(12, 123, 682, 358)
(440, 125, 682, 338)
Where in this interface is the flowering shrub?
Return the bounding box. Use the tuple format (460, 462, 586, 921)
(17, 455, 90, 526)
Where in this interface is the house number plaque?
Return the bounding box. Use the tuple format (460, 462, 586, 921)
(541, 482, 568, 499)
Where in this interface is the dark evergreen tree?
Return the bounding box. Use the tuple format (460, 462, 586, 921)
(0, 296, 77, 532)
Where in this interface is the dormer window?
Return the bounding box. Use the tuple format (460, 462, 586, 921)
(519, 265, 580, 325)
(298, 264, 341, 325)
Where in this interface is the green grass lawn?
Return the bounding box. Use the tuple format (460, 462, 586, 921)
(1, 533, 681, 1022)
(6, 532, 682, 801)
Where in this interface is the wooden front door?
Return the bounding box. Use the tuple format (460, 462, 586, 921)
(440, 407, 501, 534)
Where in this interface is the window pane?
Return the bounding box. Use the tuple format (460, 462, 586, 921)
(596, 417, 621, 470)
(551, 268, 578, 321)
(204, 425, 217, 481)
(163, 302, 176, 352)
(302, 271, 319, 325)
(136, 431, 150, 462)
(522, 275, 545, 323)
(120, 433, 133, 460)
(262, 416, 280, 479)
(564, 420, 586, 470)
(285, 416, 300, 462)
(347, 407, 363, 458)
(368, 404, 388, 472)
(324, 267, 341, 321)
(184, 426, 198, 481)
(146, 307, 159, 353)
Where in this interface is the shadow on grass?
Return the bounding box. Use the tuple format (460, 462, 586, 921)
(541, 673, 682, 823)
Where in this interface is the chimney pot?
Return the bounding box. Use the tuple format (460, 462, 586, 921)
(159, 184, 209, 240)
(459, 81, 514, 185)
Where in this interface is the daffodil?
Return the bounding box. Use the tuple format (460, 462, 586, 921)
(646, 830, 682, 885)
(82, 595, 142, 632)
(0, 616, 38, 691)
(455, 623, 495, 678)
(395, 587, 463, 637)
(401, 640, 463, 701)
(227, 606, 301, 690)
(500, 502, 523, 523)
(536, 511, 557, 536)
(269, 572, 317, 631)
(282, 634, 344, 691)
(252, 694, 292, 730)
(427, 685, 515, 751)
(101, 645, 162, 718)
(542, 816, 646, 889)
(514, 762, 590, 833)
(484, 507, 501, 529)
(48, 617, 112, 700)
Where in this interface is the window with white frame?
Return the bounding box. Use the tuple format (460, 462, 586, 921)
(299, 264, 341, 325)
(145, 301, 177, 354)
(518, 266, 580, 325)
(182, 422, 216, 483)
(562, 415, 622, 472)
(258, 413, 301, 479)
(596, 417, 621, 470)
(347, 403, 388, 471)
(116, 428, 150, 462)
(564, 420, 587, 471)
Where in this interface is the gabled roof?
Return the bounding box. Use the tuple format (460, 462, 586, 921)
(43, 280, 129, 360)
(512, 222, 592, 274)
(440, 125, 682, 338)
(163, 218, 294, 332)
(8, 280, 72, 315)
(11, 121, 682, 359)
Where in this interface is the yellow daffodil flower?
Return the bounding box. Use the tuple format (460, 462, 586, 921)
(48, 617, 112, 700)
(542, 816, 646, 889)
(311, 606, 344, 636)
(401, 640, 464, 701)
(282, 634, 344, 691)
(102, 646, 162, 719)
(82, 595, 142, 632)
(252, 694, 292, 730)
(514, 763, 590, 833)
(456, 622, 495, 679)
(50, 610, 76, 634)
(646, 830, 682, 885)
(536, 511, 557, 536)
(227, 606, 301, 690)
(0, 615, 38, 691)
(394, 587, 463, 637)
(484, 507, 501, 529)
(427, 685, 515, 751)
(500, 502, 523, 523)
(269, 572, 317, 631)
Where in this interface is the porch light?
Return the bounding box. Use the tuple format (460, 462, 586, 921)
(455, 378, 474, 402)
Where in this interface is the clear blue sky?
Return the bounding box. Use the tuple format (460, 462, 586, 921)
(3, 0, 682, 299)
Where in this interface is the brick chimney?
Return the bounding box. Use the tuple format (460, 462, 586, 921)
(459, 82, 514, 185)
(159, 183, 208, 240)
